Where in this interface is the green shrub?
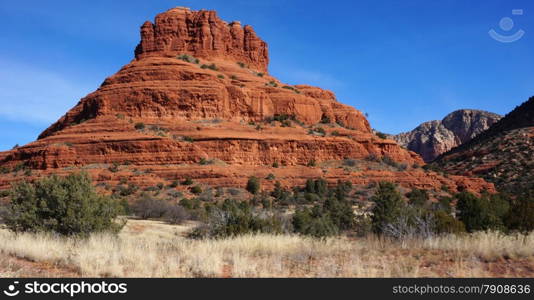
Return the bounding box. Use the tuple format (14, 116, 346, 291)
(201, 63, 218, 71)
(271, 181, 289, 201)
(134, 122, 145, 130)
(272, 161, 279, 168)
(116, 183, 139, 197)
(280, 120, 292, 127)
(256, 72, 264, 77)
(436, 196, 453, 213)
(342, 158, 357, 167)
(292, 207, 338, 238)
(108, 162, 120, 173)
(304, 178, 328, 195)
(0, 202, 10, 224)
(190, 199, 286, 238)
(323, 196, 355, 231)
(455, 191, 509, 232)
(376, 132, 388, 139)
(6, 173, 124, 236)
(118, 198, 130, 215)
(13, 163, 27, 173)
(177, 54, 199, 64)
(237, 62, 246, 68)
(179, 198, 194, 210)
(381, 156, 400, 168)
(433, 211, 466, 234)
(167, 190, 183, 198)
(246, 176, 261, 194)
(217, 74, 225, 79)
(178, 54, 195, 63)
(505, 191, 534, 232)
(406, 189, 429, 207)
(266, 173, 276, 180)
(144, 186, 160, 192)
(365, 154, 380, 162)
(455, 192, 484, 232)
(191, 185, 203, 195)
(266, 80, 278, 87)
(182, 177, 194, 186)
(320, 115, 331, 124)
(292, 180, 356, 238)
(370, 182, 405, 234)
(309, 127, 326, 136)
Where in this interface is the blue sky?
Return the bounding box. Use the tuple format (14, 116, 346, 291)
(1, 0, 533, 150)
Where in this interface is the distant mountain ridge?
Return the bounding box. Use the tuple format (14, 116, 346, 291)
(390, 109, 501, 162)
(434, 97, 534, 192)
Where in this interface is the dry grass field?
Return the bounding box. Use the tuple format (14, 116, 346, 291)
(0, 219, 533, 278)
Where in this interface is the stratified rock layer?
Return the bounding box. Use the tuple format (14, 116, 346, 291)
(0, 8, 494, 193)
(134, 7, 269, 72)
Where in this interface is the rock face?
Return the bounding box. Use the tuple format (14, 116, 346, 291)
(0, 8, 494, 194)
(434, 97, 534, 192)
(392, 110, 501, 162)
(134, 7, 269, 72)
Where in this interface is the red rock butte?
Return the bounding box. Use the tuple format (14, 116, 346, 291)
(0, 8, 494, 193)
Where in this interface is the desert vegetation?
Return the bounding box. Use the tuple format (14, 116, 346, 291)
(5, 173, 124, 236)
(0, 221, 533, 277)
(0, 173, 533, 277)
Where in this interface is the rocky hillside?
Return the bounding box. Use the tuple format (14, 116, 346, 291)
(0, 7, 494, 194)
(392, 110, 501, 162)
(434, 97, 534, 192)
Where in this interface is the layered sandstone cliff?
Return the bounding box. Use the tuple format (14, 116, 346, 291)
(134, 7, 269, 72)
(0, 8, 494, 193)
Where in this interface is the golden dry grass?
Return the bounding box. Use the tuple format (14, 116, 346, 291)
(0, 219, 533, 278)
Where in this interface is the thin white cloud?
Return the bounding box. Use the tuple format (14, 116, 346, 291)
(0, 60, 91, 124)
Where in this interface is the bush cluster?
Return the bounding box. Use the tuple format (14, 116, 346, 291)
(292, 180, 355, 238)
(131, 194, 189, 225)
(370, 181, 534, 238)
(6, 173, 124, 236)
(375, 132, 388, 139)
(246, 176, 261, 194)
(189, 199, 287, 239)
(200, 63, 218, 71)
